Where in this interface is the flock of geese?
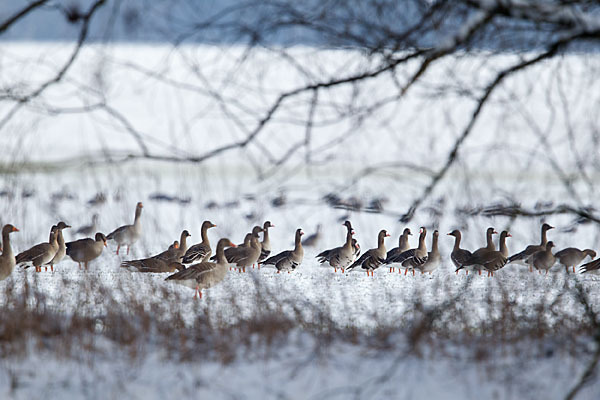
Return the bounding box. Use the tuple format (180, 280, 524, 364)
(0, 202, 599, 298)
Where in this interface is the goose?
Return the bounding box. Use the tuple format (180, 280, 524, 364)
(75, 214, 99, 237)
(467, 227, 497, 275)
(302, 224, 321, 247)
(263, 228, 304, 273)
(386, 228, 412, 273)
(106, 202, 143, 255)
(121, 235, 189, 273)
(223, 226, 263, 272)
(45, 221, 71, 272)
(66, 232, 107, 270)
(0, 224, 19, 281)
(554, 247, 595, 273)
(532, 241, 556, 274)
(580, 258, 600, 274)
(166, 238, 237, 299)
(508, 223, 554, 271)
(347, 229, 389, 276)
(17, 226, 59, 272)
(316, 221, 355, 273)
(182, 221, 216, 263)
(258, 220, 274, 263)
(418, 230, 441, 275)
(448, 230, 473, 275)
(499, 230, 511, 258)
(385, 227, 428, 276)
(352, 238, 361, 261)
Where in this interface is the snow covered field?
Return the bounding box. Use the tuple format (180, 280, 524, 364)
(1, 43, 600, 398)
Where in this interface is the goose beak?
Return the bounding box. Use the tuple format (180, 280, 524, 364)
(12, 227, 19, 232)
(103, 241, 108, 247)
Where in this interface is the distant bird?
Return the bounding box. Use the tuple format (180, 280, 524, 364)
(385, 227, 428, 275)
(0, 224, 19, 281)
(107, 202, 143, 255)
(17, 226, 59, 272)
(182, 221, 216, 264)
(499, 230, 511, 258)
(76, 214, 99, 237)
(465, 227, 497, 275)
(166, 238, 237, 299)
(263, 228, 304, 273)
(316, 221, 355, 273)
(508, 223, 554, 271)
(386, 228, 412, 272)
(347, 229, 389, 276)
(554, 247, 596, 273)
(66, 233, 107, 270)
(448, 229, 473, 275)
(301, 224, 322, 248)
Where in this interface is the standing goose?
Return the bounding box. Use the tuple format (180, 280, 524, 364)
(385, 227, 428, 276)
(302, 224, 321, 247)
(45, 221, 71, 272)
(263, 228, 304, 273)
(532, 241, 556, 274)
(466, 227, 497, 276)
(448, 230, 473, 275)
(166, 238, 237, 299)
(224, 226, 263, 272)
(106, 202, 143, 255)
(418, 230, 441, 275)
(17, 226, 59, 272)
(499, 230, 511, 258)
(171, 230, 191, 262)
(76, 214, 99, 237)
(0, 224, 19, 281)
(66, 233, 108, 270)
(554, 247, 595, 273)
(258, 221, 274, 263)
(508, 223, 554, 271)
(386, 228, 412, 273)
(316, 221, 355, 273)
(347, 229, 389, 276)
(182, 221, 216, 263)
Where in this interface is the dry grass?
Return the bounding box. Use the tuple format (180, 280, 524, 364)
(0, 271, 597, 368)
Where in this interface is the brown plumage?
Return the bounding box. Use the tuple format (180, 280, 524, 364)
(508, 223, 554, 271)
(17, 226, 59, 272)
(554, 247, 595, 273)
(263, 228, 304, 273)
(386, 228, 411, 273)
(66, 232, 107, 270)
(182, 221, 215, 263)
(258, 221, 274, 263)
(385, 227, 428, 275)
(166, 238, 237, 299)
(448, 229, 473, 275)
(347, 229, 389, 276)
(316, 221, 355, 273)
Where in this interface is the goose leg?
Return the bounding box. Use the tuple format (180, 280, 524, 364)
(78, 262, 82, 270)
(85, 262, 89, 271)
(127, 246, 130, 255)
(573, 266, 576, 273)
(51, 265, 54, 272)
(116, 245, 120, 255)
(341, 268, 345, 273)
(466, 270, 468, 275)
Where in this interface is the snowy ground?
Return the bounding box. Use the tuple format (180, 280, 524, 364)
(1, 43, 600, 398)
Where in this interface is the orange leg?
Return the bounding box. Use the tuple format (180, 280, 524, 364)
(573, 266, 576, 273)
(529, 266, 533, 273)
(456, 271, 458, 275)
(243, 266, 246, 273)
(44, 266, 48, 272)
(277, 270, 280, 274)
(116, 245, 120, 255)
(404, 269, 408, 276)
(85, 262, 89, 270)
(334, 267, 337, 273)
(478, 270, 481, 276)
(412, 269, 415, 276)
(341, 268, 345, 273)
(127, 246, 130, 255)
(50, 265, 54, 272)
(78, 262, 82, 270)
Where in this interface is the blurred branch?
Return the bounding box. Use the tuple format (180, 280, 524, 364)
(0, 0, 48, 34)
